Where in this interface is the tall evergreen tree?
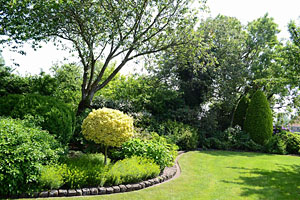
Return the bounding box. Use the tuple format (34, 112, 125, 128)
(244, 90, 273, 145)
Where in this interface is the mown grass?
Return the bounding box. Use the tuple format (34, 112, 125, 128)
(43, 150, 300, 200)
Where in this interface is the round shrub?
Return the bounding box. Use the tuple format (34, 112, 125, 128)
(82, 108, 134, 164)
(244, 91, 273, 145)
(0, 117, 63, 197)
(0, 94, 75, 145)
(82, 108, 134, 147)
(233, 96, 250, 129)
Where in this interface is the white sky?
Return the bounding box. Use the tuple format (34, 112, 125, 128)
(1, 0, 300, 75)
(205, 0, 300, 39)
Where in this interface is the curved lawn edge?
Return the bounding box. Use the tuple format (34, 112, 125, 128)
(148, 150, 185, 188)
(19, 151, 185, 199)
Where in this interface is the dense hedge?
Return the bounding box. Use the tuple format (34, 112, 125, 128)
(244, 91, 273, 145)
(0, 94, 75, 145)
(233, 96, 250, 129)
(0, 117, 63, 197)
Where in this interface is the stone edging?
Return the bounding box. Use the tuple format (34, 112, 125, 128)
(18, 151, 185, 198)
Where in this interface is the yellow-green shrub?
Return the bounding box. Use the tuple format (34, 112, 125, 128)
(39, 165, 65, 190)
(82, 108, 134, 163)
(105, 156, 160, 186)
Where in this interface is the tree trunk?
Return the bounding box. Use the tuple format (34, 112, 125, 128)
(104, 145, 108, 165)
(77, 99, 90, 116)
(76, 91, 95, 116)
(230, 94, 245, 127)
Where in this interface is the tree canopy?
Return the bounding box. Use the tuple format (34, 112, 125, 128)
(0, 0, 205, 114)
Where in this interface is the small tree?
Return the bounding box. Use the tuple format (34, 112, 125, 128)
(82, 108, 134, 164)
(233, 96, 250, 130)
(244, 90, 273, 145)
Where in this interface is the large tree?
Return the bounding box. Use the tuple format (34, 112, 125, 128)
(277, 20, 300, 116)
(150, 15, 249, 118)
(149, 14, 291, 130)
(285, 20, 300, 86)
(0, 0, 204, 114)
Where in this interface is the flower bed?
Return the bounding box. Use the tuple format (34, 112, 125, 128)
(15, 152, 182, 198)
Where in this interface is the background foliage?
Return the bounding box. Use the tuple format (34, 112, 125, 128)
(0, 94, 75, 145)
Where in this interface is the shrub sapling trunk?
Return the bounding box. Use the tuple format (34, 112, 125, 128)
(104, 145, 108, 165)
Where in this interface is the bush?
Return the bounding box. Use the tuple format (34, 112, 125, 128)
(37, 153, 108, 189)
(39, 165, 65, 190)
(0, 94, 75, 145)
(202, 126, 263, 152)
(227, 127, 263, 152)
(279, 131, 300, 154)
(0, 117, 63, 197)
(263, 131, 300, 155)
(205, 137, 231, 150)
(61, 153, 108, 188)
(233, 96, 250, 129)
(105, 156, 160, 186)
(112, 133, 178, 169)
(147, 120, 198, 150)
(265, 134, 287, 154)
(201, 128, 300, 155)
(244, 91, 273, 145)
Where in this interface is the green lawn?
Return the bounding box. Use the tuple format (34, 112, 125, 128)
(48, 151, 300, 200)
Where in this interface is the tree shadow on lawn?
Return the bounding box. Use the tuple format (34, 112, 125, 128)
(197, 150, 267, 157)
(223, 164, 300, 199)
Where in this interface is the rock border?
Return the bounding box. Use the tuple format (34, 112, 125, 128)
(17, 151, 185, 199)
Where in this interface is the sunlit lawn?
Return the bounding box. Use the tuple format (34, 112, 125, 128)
(44, 150, 300, 200)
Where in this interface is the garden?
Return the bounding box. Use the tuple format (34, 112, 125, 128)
(1, 0, 300, 199)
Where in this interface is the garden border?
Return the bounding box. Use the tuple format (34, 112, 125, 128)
(18, 151, 185, 199)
